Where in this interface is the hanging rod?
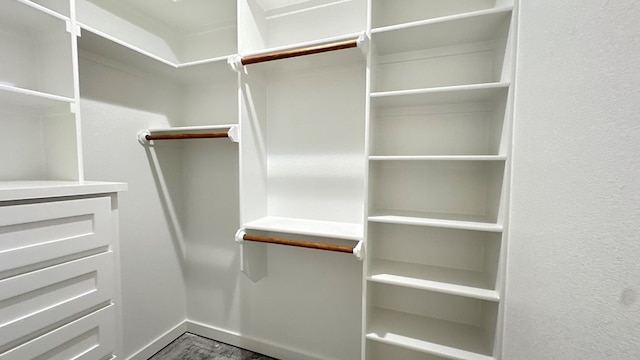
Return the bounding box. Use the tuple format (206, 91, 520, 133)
(145, 132, 228, 141)
(235, 229, 363, 260)
(228, 33, 368, 70)
(242, 38, 357, 65)
(137, 125, 239, 145)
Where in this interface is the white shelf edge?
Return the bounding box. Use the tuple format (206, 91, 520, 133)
(367, 274, 500, 302)
(371, 6, 514, 35)
(370, 82, 510, 99)
(15, 0, 70, 22)
(368, 215, 503, 233)
(369, 155, 507, 161)
(78, 24, 239, 71)
(146, 124, 237, 134)
(78, 23, 179, 68)
(243, 216, 363, 241)
(366, 334, 495, 360)
(0, 84, 75, 105)
(0, 181, 127, 202)
(176, 55, 235, 69)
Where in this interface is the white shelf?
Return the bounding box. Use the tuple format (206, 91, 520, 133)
(372, 7, 513, 55)
(77, 23, 176, 68)
(78, 27, 235, 84)
(0, 84, 74, 108)
(371, 0, 506, 29)
(146, 124, 237, 135)
(370, 155, 506, 161)
(0, 181, 127, 202)
(76, 0, 237, 64)
(370, 82, 509, 108)
(369, 210, 502, 233)
(243, 216, 363, 241)
(368, 259, 499, 302)
(367, 308, 494, 360)
(240, 0, 367, 53)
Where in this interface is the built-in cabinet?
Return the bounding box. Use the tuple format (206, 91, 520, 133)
(1, 0, 516, 359)
(0, 183, 125, 359)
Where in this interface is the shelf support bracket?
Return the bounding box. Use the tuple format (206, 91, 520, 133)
(235, 228, 268, 282)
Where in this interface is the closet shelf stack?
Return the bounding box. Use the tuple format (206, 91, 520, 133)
(0, 0, 80, 182)
(365, 0, 515, 359)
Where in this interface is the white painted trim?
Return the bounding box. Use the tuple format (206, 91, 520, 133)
(126, 322, 187, 360)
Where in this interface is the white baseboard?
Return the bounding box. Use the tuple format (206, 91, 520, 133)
(186, 320, 330, 360)
(126, 322, 187, 360)
(124, 320, 330, 360)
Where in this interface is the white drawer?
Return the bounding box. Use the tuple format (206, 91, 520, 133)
(0, 304, 116, 360)
(0, 196, 112, 276)
(0, 252, 114, 351)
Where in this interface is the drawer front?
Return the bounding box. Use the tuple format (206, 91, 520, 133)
(0, 196, 112, 276)
(0, 304, 116, 360)
(0, 252, 114, 351)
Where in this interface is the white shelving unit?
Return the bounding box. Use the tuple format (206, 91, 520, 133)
(3, 0, 519, 358)
(238, 40, 367, 236)
(365, 0, 516, 359)
(0, 0, 80, 182)
(232, 1, 369, 284)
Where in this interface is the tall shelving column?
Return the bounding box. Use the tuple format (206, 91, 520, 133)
(0, 4, 126, 360)
(364, 1, 517, 359)
(236, 0, 368, 280)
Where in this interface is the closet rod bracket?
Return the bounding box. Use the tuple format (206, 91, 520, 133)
(137, 130, 151, 145)
(227, 54, 243, 73)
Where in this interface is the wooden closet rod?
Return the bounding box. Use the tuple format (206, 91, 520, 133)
(241, 38, 359, 65)
(145, 132, 229, 141)
(242, 233, 355, 254)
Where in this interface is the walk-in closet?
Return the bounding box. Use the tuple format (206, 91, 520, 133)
(1, 1, 639, 360)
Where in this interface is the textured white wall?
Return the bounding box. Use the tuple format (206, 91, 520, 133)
(79, 55, 188, 358)
(505, 1, 640, 359)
